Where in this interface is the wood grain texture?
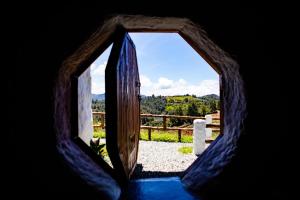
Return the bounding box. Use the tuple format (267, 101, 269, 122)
(106, 29, 140, 184)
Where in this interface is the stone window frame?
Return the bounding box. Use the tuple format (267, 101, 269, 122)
(54, 15, 247, 197)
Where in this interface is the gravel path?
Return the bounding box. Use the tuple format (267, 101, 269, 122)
(138, 141, 197, 172)
(131, 141, 209, 179)
(100, 139, 209, 179)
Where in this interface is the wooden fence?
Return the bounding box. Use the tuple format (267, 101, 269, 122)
(92, 112, 220, 142)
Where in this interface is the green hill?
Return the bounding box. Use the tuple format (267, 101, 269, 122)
(92, 94, 219, 127)
(92, 94, 219, 115)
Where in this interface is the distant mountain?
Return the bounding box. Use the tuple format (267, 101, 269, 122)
(92, 93, 105, 101)
(198, 94, 219, 101)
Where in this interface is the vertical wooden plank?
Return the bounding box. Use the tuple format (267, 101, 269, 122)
(163, 116, 167, 130)
(101, 113, 105, 129)
(148, 128, 151, 141)
(105, 29, 140, 183)
(178, 129, 182, 142)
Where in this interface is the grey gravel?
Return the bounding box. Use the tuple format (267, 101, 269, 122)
(132, 141, 209, 179)
(138, 141, 196, 172)
(100, 139, 209, 179)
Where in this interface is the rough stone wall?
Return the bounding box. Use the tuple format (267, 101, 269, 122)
(8, 4, 289, 199)
(53, 15, 246, 194)
(174, 19, 247, 189)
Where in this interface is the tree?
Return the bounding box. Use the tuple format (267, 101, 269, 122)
(216, 100, 220, 110)
(175, 106, 183, 115)
(187, 102, 199, 116)
(168, 99, 174, 103)
(200, 106, 209, 116)
(210, 100, 217, 113)
(167, 106, 185, 126)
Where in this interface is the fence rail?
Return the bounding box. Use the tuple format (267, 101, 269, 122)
(92, 112, 220, 142)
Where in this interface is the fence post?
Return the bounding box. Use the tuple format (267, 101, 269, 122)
(101, 113, 105, 129)
(178, 129, 182, 142)
(163, 116, 167, 130)
(148, 128, 151, 141)
(205, 115, 212, 138)
(193, 119, 206, 155)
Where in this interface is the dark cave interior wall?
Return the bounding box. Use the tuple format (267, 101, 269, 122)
(7, 2, 289, 199)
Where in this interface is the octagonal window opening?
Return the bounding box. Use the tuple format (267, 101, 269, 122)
(55, 16, 246, 197)
(76, 31, 223, 180)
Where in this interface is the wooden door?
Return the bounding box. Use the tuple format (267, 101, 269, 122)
(105, 29, 140, 183)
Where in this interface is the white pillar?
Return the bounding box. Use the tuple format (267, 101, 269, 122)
(193, 119, 206, 156)
(205, 115, 213, 138)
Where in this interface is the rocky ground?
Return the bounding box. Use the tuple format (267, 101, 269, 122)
(100, 139, 209, 179)
(131, 141, 209, 179)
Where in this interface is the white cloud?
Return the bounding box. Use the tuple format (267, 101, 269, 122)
(140, 77, 219, 97)
(178, 78, 187, 85)
(90, 61, 107, 94)
(91, 61, 107, 77)
(156, 77, 173, 89)
(140, 74, 152, 87)
(90, 62, 219, 96)
(197, 80, 219, 96)
(92, 79, 105, 94)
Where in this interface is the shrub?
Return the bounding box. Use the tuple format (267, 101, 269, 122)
(90, 138, 107, 158)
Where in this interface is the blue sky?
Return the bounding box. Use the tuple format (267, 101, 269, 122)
(90, 33, 219, 96)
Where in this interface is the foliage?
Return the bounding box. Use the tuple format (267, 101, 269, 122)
(168, 106, 186, 126)
(90, 139, 107, 157)
(140, 95, 167, 114)
(92, 94, 219, 117)
(92, 99, 105, 112)
(164, 95, 219, 126)
(93, 129, 106, 138)
(178, 146, 193, 154)
(187, 102, 199, 116)
(92, 94, 220, 129)
(142, 117, 163, 126)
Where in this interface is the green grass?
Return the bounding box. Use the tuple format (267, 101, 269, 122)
(93, 129, 106, 138)
(139, 129, 193, 143)
(93, 128, 220, 143)
(178, 146, 193, 154)
(100, 145, 108, 157)
(212, 119, 220, 123)
(212, 131, 220, 140)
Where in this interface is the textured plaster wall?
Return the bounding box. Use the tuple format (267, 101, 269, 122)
(78, 68, 93, 146)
